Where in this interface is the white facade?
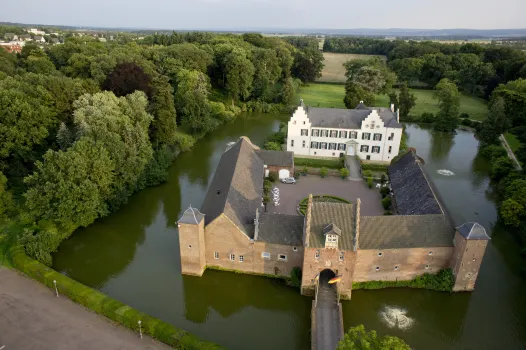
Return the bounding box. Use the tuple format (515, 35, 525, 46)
(287, 104, 403, 163)
(29, 28, 45, 35)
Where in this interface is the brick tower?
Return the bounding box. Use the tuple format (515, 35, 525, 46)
(177, 206, 206, 276)
(451, 222, 490, 291)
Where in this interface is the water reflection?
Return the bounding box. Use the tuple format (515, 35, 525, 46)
(429, 130, 455, 162)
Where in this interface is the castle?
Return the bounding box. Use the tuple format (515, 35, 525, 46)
(177, 134, 489, 299)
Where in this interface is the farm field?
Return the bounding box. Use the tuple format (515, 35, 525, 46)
(317, 52, 386, 83)
(295, 83, 488, 121)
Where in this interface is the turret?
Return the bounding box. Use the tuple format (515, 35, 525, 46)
(177, 206, 206, 276)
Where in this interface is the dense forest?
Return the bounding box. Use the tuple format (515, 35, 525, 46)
(0, 30, 325, 265)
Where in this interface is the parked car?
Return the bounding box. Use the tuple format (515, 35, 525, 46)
(281, 177, 296, 184)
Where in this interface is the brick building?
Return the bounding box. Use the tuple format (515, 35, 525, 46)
(178, 137, 489, 299)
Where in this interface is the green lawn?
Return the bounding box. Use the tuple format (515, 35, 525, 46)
(295, 83, 488, 121)
(504, 133, 521, 153)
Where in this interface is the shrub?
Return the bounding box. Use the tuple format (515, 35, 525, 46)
(367, 178, 373, 188)
(490, 157, 513, 181)
(290, 267, 302, 287)
(173, 131, 196, 152)
(263, 179, 272, 194)
(461, 119, 473, 127)
(363, 170, 373, 178)
(339, 167, 350, 178)
(264, 141, 281, 151)
(382, 196, 392, 210)
(480, 144, 506, 160)
(384, 210, 393, 215)
(301, 165, 308, 175)
(339, 155, 345, 168)
(420, 112, 435, 123)
(19, 229, 62, 267)
(459, 112, 470, 119)
(266, 131, 286, 145)
(268, 171, 279, 182)
(380, 186, 390, 198)
(293, 171, 301, 179)
(361, 163, 388, 172)
(353, 268, 454, 292)
(294, 157, 341, 169)
(320, 167, 328, 178)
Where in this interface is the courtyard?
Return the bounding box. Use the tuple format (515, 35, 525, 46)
(265, 175, 384, 216)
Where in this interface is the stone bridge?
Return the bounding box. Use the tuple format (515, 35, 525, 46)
(311, 269, 344, 350)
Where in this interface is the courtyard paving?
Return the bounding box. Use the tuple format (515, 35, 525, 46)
(266, 175, 384, 217)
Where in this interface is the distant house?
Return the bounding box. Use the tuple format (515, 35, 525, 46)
(0, 43, 23, 54)
(4, 33, 18, 41)
(98, 37, 107, 43)
(50, 38, 60, 45)
(19, 34, 31, 41)
(29, 28, 45, 35)
(33, 36, 46, 43)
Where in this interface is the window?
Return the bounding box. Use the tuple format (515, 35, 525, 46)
(472, 258, 476, 262)
(375, 266, 380, 271)
(301, 129, 308, 136)
(214, 252, 219, 259)
(362, 132, 371, 140)
(388, 146, 392, 154)
(388, 132, 394, 141)
(230, 254, 235, 261)
(322, 130, 329, 137)
(429, 251, 433, 255)
(188, 245, 192, 248)
(329, 143, 337, 150)
(366, 155, 371, 160)
(315, 250, 320, 259)
(303, 121, 305, 125)
(378, 252, 383, 257)
(339, 130, 348, 138)
(239, 255, 244, 262)
(290, 139, 294, 147)
(349, 131, 357, 139)
(325, 234, 338, 248)
(278, 254, 287, 261)
(330, 130, 338, 138)
(302, 140, 306, 148)
(293, 246, 298, 252)
(394, 266, 399, 270)
(262, 252, 270, 259)
(360, 145, 369, 152)
(312, 129, 319, 137)
(339, 252, 344, 261)
(372, 146, 380, 153)
(311, 141, 319, 149)
(320, 142, 328, 150)
(338, 143, 346, 151)
(425, 265, 429, 270)
(373, 133, 382, 141)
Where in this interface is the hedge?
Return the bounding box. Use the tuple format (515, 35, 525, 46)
(294, 157, 343, 169)
(352, 268, 454, 292)
(361, 163, 389, 172)
(8, 243, 224, 350)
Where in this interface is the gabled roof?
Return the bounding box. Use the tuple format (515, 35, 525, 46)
(359, 214, 454, 249)
(456, 222, 490, 240)
(178, 207, 205, 225)
(389, 151, 443, 215)
(256, 213, 304, 246)
(302, 103, 401, 130)
(256, 149, 293, 167)
(200, 137, 264, 238)
(323, 223, 341, 236)
(308, 202, 356, 249)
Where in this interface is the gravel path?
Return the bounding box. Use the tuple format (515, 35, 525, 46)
(499, 134, 522, 170)
(0, 267, 171, 350)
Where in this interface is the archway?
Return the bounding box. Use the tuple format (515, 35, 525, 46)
(317, 269, 338, 308)
(319, 269, 336, 285)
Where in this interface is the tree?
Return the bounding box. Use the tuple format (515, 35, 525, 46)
(264, 142, 281, 151)
(478, 96, 508, 144)
(224, 48, 255, 104)
(433, 78, 460, 132)
(0, 171, 14, 221)
(292, 47, 324, 83)
(320, 167, 328, 178)
(420, 53, 452, 87)
(280, 77, 296, 105)
(490, 156, 513, 181)
(339, 167, 350, 179)
(251, 48, 282, 100)
(500, 198, 524, 227)
(149, 76, 177, 147)
(337, 325, 410, 350)
(398, 83, 417, 118)
(25, 54, 58, 75)
(24, 138, 115, 230)
(451, 53, 495, 94)
(102, 62, 152, 97)
(388, 57, 424, 84)
(344, 81, 374, 109)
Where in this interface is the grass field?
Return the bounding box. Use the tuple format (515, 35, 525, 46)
(296, 83, 488, 121)
(504, 133, 521, 153)
(318, 53, 386, 83)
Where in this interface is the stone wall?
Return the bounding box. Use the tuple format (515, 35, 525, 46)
(354, 247, 454, 282)
(451, 232, 488, 291)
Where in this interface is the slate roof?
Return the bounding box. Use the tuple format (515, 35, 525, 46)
(200, 137, 264, 237)
(388, 151, 443, 215)
(456, 222, 490, 240)
(178, 207, 205, 225)
(303, 104, 402, 130)
(256, 213, 304, 246)
(359, 215, 454, 249)
(308, 202, 356, 249)
(322, 223, 341, 236)
(256, 150, 294, 167)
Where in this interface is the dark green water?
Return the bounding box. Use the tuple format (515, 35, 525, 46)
(54, 118, 526, 350)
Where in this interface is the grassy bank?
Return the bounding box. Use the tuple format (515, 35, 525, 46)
(352, 268, 454, 292)
(318, 53, 386, 83)
(504, 132, 521, 153)
(295, 83, 488, 121)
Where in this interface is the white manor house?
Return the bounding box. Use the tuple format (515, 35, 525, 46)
(287, 100, 403, 163)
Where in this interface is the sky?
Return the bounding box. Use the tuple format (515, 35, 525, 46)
(1, 0, 525, 30)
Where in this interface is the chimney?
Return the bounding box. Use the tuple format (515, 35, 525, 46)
(390, 104, 395, 112)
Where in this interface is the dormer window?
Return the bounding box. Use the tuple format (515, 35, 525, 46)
(323, 223, 341, 249)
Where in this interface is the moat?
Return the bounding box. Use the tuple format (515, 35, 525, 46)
(53, 114, 526, 350)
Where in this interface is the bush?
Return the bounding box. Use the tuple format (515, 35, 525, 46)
(339, 167, 350, 178)
(263, 179, 273, 194)
(380, 173, 386, 183)
(301, 165, 308, 175)
(459, 112, 470, 119)
(19, 229, 62, 267)
(173, 131, 196, 152)
(8, 244, 224, 349)
(420, 112, 435, 123)
(384, 210, 393, 215)
(290, 267, 302, 287)
(380, 186, 390, 198)
(461, 119, 473, 127)
(367, 178, 373, 188)
(361, 163, 388, 172)
(382, 196, 392, 210)
(293, 171, 301, 179)
(490, 157, 514, 181)
(268, 171, 279, 182)
(266, 131, 286, 145)
(294, 157, 341, 169)
(320, 167, 328, 178)
(352, 268, 454, 292)
(264, 141, 281, 151)
(363, 170, 373, 178)
(480, 144, 507, 160)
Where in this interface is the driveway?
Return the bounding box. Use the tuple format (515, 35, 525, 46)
(266, 175, 384, 216)
(0, 268, 170, 350)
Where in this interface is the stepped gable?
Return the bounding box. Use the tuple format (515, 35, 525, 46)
(388, 150, 443, 215)
(200, 137, 264, 237)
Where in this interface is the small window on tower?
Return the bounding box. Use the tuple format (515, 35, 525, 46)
(214, 252, 219, 259)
